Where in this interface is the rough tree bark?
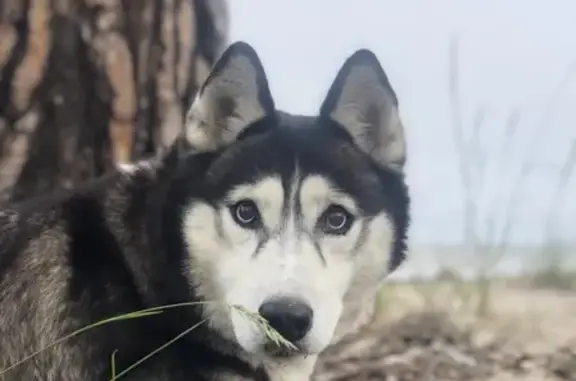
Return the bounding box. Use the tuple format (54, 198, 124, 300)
(0, 0, 228, 202)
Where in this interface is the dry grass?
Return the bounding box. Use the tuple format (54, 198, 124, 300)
(380, 280, 576, 348)
(314, 279, 576, 381)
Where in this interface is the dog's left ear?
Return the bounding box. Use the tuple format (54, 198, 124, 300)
(320, 50, 406, 171)
(184, 41, 275, 152)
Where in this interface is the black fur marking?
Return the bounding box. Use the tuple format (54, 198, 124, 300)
(351, 219, 371, 256)
(312, 238, 327, 266)
(251, 236, 268, 258)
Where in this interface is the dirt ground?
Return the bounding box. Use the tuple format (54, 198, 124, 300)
(312, 282, 576, 381)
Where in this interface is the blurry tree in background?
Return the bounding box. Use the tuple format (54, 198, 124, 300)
(0, 0, 228, 202)
(448, 36, 576, 315)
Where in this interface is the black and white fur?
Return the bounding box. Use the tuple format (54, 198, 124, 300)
(0, 41, 410, 381)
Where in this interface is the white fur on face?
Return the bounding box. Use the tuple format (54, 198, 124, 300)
(181, 173, 395, 356)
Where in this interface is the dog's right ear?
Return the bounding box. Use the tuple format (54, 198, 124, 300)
(184, 41, 275, 152)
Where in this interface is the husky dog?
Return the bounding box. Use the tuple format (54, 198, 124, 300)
(0, 41, 409, 380)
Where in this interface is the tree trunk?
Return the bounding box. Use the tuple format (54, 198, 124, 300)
(0, 0, 228, 202)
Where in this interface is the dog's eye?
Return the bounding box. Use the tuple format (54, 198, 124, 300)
(319, 205, 354, 235)
(231, 200, 261, 228)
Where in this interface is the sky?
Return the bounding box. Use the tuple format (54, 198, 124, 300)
(228, 0, 576, 247)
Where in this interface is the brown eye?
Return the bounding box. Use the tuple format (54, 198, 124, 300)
(319, 205, 354, 235)
(231, 200, 261, 228)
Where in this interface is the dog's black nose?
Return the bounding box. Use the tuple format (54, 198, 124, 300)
(258, 297, 313, 343)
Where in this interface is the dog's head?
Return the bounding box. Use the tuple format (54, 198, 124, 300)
(162, 41, 409, 358)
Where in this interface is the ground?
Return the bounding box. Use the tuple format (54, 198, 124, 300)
(313, 280, 576, 381)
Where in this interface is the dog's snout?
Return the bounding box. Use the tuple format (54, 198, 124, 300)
(258, 297, 313, 343)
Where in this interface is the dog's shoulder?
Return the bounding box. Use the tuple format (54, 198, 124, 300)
(0, 170, 134, 272)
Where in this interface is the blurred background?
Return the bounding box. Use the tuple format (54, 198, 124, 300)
(0, 0, 574, 380)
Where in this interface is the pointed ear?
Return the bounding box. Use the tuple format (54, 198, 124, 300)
(184, 41, 275, 152)
(320, 50, 406, 171)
